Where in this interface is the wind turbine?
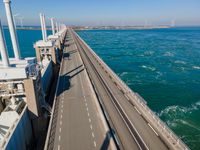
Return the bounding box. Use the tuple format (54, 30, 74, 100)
(13, 13, 20, 28)
(19, 16, 24, 28)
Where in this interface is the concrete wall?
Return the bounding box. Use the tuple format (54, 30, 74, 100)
(6, 107, 33, 150)
(41, 60, 53, 95)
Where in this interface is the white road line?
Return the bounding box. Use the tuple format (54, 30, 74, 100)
(61, 109, 63, 113)
(59, 135, 61, 141)
(89, 118, 91, 123)
(61, 104, 63, 108)
(59, 128, 62, 133)
(85, 103, 88, 107)
(148, 123, 159, 136)
(60, 114, 63, 119)
(94, 141, 97, 147)
(134, 106, 142, 115)
(92, 132, 95, 138)
(86, 107, 89, 111)
(87, 112, 90, 117)
(58, 145, 60, 150)
(125, 94, 130, 101)
(60, 121, 62, 125)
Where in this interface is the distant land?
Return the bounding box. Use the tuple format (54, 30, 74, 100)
(3, 25, 172, 31)
(72, 25, 171, 30)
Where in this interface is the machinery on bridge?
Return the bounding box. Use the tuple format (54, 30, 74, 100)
(0, 0, 67, 149)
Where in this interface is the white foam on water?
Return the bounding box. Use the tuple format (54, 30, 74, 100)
(179, 120, 200, 131)
(141, 65, 156, 71)
(159, 100, 200, 116)
(163, 51, 174, 57)
(192, 66, 200, 70)
(120, 72, 128, 77)
(174, 60, 187, 65)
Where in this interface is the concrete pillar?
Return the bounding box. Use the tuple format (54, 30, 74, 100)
(3, 0, 21, 60)
(40, 13, 45, 42)
(0, 18, 10, 67)
(51, 47, 56, 64)
(35, 46, 42, 63)
(56, 22, 59, 33)
(24, 78, 40, 117)
(42, 14, 47, 41)
(51, 18, 55, 35)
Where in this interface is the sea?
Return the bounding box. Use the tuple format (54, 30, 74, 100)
(2, 27, 200, 149)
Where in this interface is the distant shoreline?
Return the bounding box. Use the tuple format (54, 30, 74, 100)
(73, 26, 172, 30)
(2, 26, 199, 31)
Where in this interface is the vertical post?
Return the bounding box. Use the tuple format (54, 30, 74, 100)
(40, 13, 45, 41)
(0, 19, 10, 67)
(42, 14, 47, 41)
(56, 22, 59, 33)
(3, 0, 21, 60)
(51, 18, 55, 35)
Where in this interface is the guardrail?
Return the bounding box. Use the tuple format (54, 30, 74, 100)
(73, 29, 189, 150)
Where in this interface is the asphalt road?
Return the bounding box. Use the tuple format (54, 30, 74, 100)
(71, 29, 169, 150)
(48, 33, 115, 150)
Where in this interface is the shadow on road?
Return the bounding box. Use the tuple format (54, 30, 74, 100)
(100, 130, 115, 150)
(56, 65, 84, 97)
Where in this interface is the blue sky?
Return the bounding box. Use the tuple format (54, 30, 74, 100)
(0, 0, 199, 26)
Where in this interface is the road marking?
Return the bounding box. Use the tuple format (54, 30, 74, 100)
(134, 106, 142, 115)
(89, 118, 91, 123)
(86, 107, 89, 111)
(61, 109, 63, 113)
(92, 132, 95, 138)
(85, 103, 88, 107)
(58, 145, 60, 150)
(125, 94, 130, 101)
(148, 123, 159, 136)
(59, 135, 61, 141)
(59, 128, 62, 133)
(87, 112, 90, 117)
(94, 141, 97, 147)
(60, 121, 62, 125)
(61, 104, 63, 108)
(90, 124, 93, 130)
(60, 114, 63, 119)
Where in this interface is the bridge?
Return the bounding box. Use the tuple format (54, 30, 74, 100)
(45, 28, 188, 150)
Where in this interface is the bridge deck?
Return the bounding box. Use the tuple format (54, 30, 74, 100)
(46, 28, 187, 150)
(47, 34, 114, 150)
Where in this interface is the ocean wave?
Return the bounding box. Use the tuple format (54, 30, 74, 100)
(119, 72, 128, 77)
(158, 101, 200, 118)
(192, 66, 200, 70)
(155, 71, 163, 79)
(141, 65, 156, 71)
(144, 50, 155, 56)
(174, 60, 187, 65)
(158, 101, 200, 129)
(163, 51, 174, 57)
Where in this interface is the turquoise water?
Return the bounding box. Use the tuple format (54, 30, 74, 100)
(77, 28, 200, 150)
(1, 29, 51, 59)
(1, 28, 200, 149)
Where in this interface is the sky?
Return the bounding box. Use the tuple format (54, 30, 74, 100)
(0, 0, 199, 26)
